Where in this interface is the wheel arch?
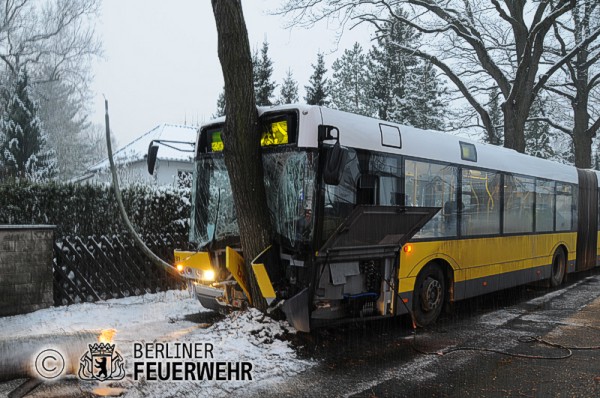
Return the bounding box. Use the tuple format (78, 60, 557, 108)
(551, 241, 571, 272)
(553, 243, 568, 259)
(410, 257, 456, 302)
(427, 258, 455, 303)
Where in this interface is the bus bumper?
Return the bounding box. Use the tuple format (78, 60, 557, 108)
(194, 284, 227, 312)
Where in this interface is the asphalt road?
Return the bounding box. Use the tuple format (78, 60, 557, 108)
(3, 269, 600, 397)
(253, 268, 600, 398)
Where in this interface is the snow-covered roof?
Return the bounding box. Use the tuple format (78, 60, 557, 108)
(89, 123, 197, 172)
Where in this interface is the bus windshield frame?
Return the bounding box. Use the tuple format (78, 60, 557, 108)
(190, 146, 318, 251)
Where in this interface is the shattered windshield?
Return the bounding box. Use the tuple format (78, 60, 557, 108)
(190, 150, 318, 249)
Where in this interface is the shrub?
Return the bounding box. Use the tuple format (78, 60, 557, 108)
(0, 181, 191, 238)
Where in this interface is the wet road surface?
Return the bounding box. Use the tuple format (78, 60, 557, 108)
(252, 268, 600, 397)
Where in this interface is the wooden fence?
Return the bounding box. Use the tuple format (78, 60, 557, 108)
(53, 233, 193, 306)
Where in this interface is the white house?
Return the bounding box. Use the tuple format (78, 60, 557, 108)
(78, 123, 197, 186)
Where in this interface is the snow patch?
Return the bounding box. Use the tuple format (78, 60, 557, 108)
(0, 290, 313, 397)
(478, 309, 523, 326)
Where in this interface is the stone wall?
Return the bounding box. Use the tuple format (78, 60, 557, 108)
(0, 225, 55, 317)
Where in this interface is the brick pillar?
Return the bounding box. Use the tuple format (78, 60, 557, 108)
(0, 225, 55, 316)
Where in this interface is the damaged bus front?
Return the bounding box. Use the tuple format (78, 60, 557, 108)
(185, 108, 320, 320)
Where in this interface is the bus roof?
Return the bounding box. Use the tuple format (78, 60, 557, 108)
(203, 104, 594, 185)
(318, 107, 582, 185)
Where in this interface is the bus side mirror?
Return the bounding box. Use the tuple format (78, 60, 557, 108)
(147, 141, 159, 175)
(324, 141, 348, 186)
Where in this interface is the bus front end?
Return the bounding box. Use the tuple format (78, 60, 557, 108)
(181, 107, 320, 315)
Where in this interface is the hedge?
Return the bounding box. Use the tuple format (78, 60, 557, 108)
(0, 181, 192, 238)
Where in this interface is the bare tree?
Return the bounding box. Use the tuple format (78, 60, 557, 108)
(0, 0, 100, 86)
(535, 1, 600, 168)
(278, 0, 600, 153)
(0, 0, 102, 179)
(211, 0, 273, 311)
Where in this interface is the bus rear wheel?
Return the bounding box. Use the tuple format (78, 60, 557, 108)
(549, 248, 566, 287)
(413, 264, 445, 327)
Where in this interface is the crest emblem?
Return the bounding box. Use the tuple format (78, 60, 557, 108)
(78, 342, 125, 381)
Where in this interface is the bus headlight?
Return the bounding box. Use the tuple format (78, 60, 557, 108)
(202, 270, 216, 282)
(176, 264, 184, 273)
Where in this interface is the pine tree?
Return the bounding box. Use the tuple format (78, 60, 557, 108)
(0, 68, 55, 181)
(367, 10, 446, 129)
(525, 95, 554, 159)
(213, 88, 226, 118)
(35, 77, 93, 181)
(253, 40, 277, 106)
(487, 86, 503, 145)
(368, 12, 419, 122)
(330, 42, 374, 116)
(403, 62, 446, 130)
(278, 69, 299, 104)
(304, 52, 330, 105)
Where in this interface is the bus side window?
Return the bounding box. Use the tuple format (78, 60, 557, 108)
(461, 168, 501, 236)
(406, 159, 458, 238)
(556, 183, 574, 231)
(504, 175, 534, 234)
(535, 179, 555, 232)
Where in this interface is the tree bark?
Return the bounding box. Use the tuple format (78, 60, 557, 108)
(502, 91, 530, 153)
(573, 92, 592, 168)
(211, 0, 272, 311)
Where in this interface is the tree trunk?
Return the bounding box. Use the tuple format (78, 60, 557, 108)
(502, 101, 527, 153)
(573, 93, 592, 169)
(573, 132, 592, 169)
(212, 0, 272, 311)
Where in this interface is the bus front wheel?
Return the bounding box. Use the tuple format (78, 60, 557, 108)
(549, 248, 566, 287)
(413, 264, 446, 327)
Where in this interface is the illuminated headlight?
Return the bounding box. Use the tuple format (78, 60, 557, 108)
(176, 264, 184, 273)
(201, 270, 216, 282)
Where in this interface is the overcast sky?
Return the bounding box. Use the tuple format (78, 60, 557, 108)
(91, 0, 372, 147)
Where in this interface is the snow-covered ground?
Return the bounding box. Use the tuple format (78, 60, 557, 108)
(0, 290, 313, 397)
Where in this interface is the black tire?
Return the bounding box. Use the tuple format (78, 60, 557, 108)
(549, 248, 566, 287)
(413, 264, 446, 327)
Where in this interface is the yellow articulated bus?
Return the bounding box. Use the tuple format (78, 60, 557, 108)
(150, 104, 599, 332)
